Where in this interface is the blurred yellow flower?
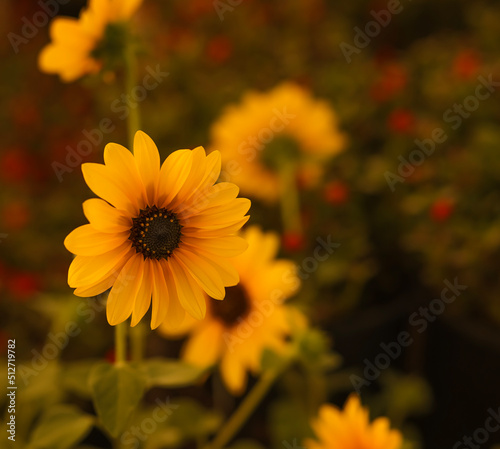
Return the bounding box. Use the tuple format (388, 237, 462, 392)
(305, 395, 403, 449)
(159, 226, 301, 394)
(38, 0, 143, 82)
(210, 82, 346, 202)
(64, 131, 250, 329)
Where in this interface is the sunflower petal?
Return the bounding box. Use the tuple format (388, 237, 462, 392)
(64, 224, 129, 256)
(168, 257, 206, 319)
(106, 253, 144, 325)
(183, 321, 223, 367)
(151, 260, 169, 329)
(82, 199, 131, 233)
(158, 150, 193, 208)
(82, 163, 136, 214)
(131, 258, 153, 327)
(220, 353, 247, 395)
(133, 131, 160, 205)
(160, 259, 186, 329)
(182, 236, 248, 258)
(175, 249, 225, 300)
(68, 246, 132, 287)
(103, 142, 147, 211)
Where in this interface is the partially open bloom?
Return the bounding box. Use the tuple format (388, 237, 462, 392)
(305, 395, 403, 449)
(159, 226, 301, 394)
(64, 131, 250, 329)
(39, 0, 143, 82)
(210, 82, 346, 202)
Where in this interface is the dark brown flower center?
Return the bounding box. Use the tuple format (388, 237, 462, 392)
(129, 206, 182, 260)
(210, 284, 251, 327)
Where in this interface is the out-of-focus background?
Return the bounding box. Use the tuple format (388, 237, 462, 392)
(1, 0, 500, 448)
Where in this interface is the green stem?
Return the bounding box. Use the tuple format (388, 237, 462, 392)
(279, 163, 302, 234)
(130, 322, 146, 362)
(204, 360, 291, 449)
(124, 34, 140, 150)
(114, 322, 127, 366)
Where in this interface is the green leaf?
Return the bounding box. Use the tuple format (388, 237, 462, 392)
(27, 405, 94, 449)
(61, 360, 101, 398)
(133, 358, 206, 388)
(89, 362, 146, 438)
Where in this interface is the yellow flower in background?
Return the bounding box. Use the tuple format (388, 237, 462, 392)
(39, 0, 143, 82)
(210, 82, 346, 202)
(64, 131, 250, 329)
(305, 395, 403, 449)
(158, 226, 301, 394)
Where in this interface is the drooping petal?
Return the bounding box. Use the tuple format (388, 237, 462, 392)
(160, 259, 186, 329)
(168, 257, 206, 320)
(106, 253, 144, 325)
(220, 352, 247, 395)
(175, 248, 225, 300)
(131, 258, 153, 327)
(183, 321, 223, 367)
(150, 260, 169, 329)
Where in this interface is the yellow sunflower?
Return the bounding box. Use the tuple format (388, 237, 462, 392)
(39, 0, 142, 82)
(210, 82, 346, 202)
(305, 395, 403, 449)
(64, 131, 250, 329)
(158, 226, 301, 394)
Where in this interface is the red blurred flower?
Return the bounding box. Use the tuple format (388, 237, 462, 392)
(370, 63, 408, 103)
(282, 232, 305, 252)
(387, 108, 415, 134)
(0, 147, 36, 184)
(430, 198, 454, 222)
(6, 271, 41, 301)
(207, 35, 233, 64)
(324, 181, 349, 205)
(452, 50, 481, 81)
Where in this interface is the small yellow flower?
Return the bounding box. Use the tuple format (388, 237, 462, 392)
(210, 82, 346, 202)
(64, 131, 250, 329)
(305, 395, 403, 449)
(39, 0, 143, 82)
(159, 226, 301, 394)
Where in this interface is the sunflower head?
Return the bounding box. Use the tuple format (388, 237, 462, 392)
(210, 82, 346, 202)
(158, 226, 302, 394)
(64, 131, 250, 329)
(39, 0, 143, 82)
(305, 395, 403, 449)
